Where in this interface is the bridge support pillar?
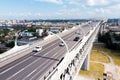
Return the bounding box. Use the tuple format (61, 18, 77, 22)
(81, 43, 93, 70)
(81, 53, 90, 70)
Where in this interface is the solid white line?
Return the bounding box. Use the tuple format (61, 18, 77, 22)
(22, 35, 75, 80)
(3, 29, 76, 79)
(0, 42, 57, 75)
(6, 46, 60, 80)
(22, 69, 37, 80)
(1, 31, 73, 76)
(37, 39, 78, 80)
(30, 48, 66, 80)
(0, 56, 32, 75)
(23, 47, 65, 80)
(0, 39, 59, 75)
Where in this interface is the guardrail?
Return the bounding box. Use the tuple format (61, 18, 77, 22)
(0, 45, 29, 62)
(43, 22, 101, 80)
(42, 23, 94, 80)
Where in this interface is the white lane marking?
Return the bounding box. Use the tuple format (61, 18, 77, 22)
(7, 25, 85, 79)
(6, 46, 60, 80)
(0, 42, 58, 75)
(2, 29, 76, 79)
(0, 38, 60, 75)
(30, 48, 66, 80)
(0, 57, 32, 75)
(22, 69, 37, 80)
(36, 40, 78, 80)
(22, 34, 75, 80)
(1, 30, 75, 76)
(33, 31, 75, 55)
(22, 47, 65, 80)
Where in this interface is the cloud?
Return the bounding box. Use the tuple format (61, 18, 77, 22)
(67, 0, 120, 7)
(54, 8, 84, 19)
(35, 0, 63, 4)
(0, 12, 43, 19)
(87, 0, 110, 6)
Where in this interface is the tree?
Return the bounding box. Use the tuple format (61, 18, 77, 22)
(5, 41, 15, 48)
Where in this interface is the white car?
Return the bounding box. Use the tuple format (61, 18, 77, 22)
(59, 42, 65, 46)
(33, 46, 42, 52)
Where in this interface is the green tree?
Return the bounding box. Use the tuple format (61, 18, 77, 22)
(5, 41, 15, 48)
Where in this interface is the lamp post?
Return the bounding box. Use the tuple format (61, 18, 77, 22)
(14, 33, 19, 47)
(48, 31, 69, 53)
(14, 30, 26, 47)
(77, 25, 85, 36)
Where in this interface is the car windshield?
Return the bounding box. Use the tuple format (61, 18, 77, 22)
(36, 47, 40, 48)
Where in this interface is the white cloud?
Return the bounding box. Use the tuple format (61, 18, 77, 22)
(87, 0, 110, 6)
(35, 0, 63, 4)
(68, 0, 80, 5)
(67, 0, 120, 7)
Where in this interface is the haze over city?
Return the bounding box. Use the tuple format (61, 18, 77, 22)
(0, 0, 120, 20)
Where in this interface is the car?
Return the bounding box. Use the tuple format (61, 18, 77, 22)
(59, 42, 65, 46)
(33, 46, 42, 52)
(73, 37, 80, 41)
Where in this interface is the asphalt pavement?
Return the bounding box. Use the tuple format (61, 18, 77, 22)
(0, 22, 98, 80)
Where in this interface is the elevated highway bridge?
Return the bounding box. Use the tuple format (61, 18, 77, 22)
(0, 20, 105, 80)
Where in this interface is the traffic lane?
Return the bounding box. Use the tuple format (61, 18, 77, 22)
(0, 56, 39, 80)
(32, 40, 77, 80)
(29, 47, 67, 80)
(0, 26, 83, 80)
(24, 22, 98, 80)
(0, 40, 65, 80)
(0, 22, 94, 79)
(2, 29, 77, 80)
(0, 27, 76, 72)
(7, 45, 66, 80)
(42, 31, 76, 49)
(0, 52, 32, 72)
(6, 32, 77, 80)
(0, 29, 76, 76)
(81, 23, 97, 35)
(22, 36, 78, 80)
(0, 40, 60, 74)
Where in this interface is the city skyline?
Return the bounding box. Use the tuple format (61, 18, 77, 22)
(0, 0, 120, 20)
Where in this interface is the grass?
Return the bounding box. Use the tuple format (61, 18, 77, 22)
(90, 50, 110, 63)
(79, 62, 104, 79)
(79, 45, 120, 79)
(93, 45, 120, 66)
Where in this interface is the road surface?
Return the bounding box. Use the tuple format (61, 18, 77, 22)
(0, 22, 98, 80)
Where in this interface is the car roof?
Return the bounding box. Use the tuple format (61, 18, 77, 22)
(36, 46, 41, 47)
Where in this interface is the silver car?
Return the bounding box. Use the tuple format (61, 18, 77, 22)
(33, 46, 42, 52)
(59, 42, 65, 46)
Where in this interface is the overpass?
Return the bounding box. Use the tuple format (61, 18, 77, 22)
(0, 20, 105, 80)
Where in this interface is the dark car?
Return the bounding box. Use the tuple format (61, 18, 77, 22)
(73, 37, 80, 41)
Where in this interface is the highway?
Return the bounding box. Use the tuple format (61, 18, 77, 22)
(0, 22, 98, 80)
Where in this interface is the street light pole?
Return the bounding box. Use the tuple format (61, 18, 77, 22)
(49, 31, 69, 53)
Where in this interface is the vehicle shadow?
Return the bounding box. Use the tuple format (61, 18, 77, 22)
(33, 55, 59, 61)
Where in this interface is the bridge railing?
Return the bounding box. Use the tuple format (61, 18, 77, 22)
(43, 22, 101, 80)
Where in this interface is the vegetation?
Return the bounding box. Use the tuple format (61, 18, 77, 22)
(5, 41, 15, 48)
(93, 45, 120, 66)
(0, 49, 6, 54)
(80, 62, 104, 79)
(91, 50, 110, 63)
(79, 46, 108, 79)
(79, 44, 120, 79)
(113, 33, 120, 41)
(98, 31, 120, 50)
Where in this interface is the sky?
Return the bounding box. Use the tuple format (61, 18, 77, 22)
(0, 0, 120, 20)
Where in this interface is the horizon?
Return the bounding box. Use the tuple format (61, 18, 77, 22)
(0, 0, 120, 20)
